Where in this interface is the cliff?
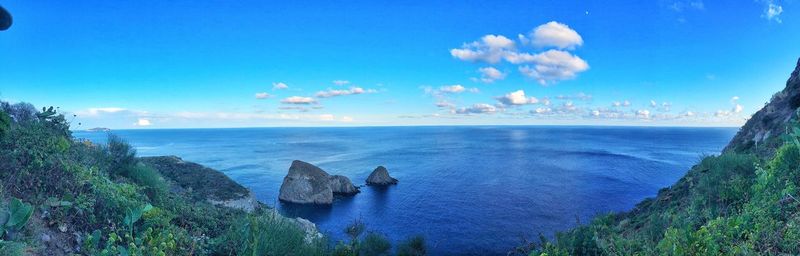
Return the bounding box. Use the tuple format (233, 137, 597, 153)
(724, 58, 800, 156)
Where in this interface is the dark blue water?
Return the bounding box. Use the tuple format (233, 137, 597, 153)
(74, 126, 736, 255)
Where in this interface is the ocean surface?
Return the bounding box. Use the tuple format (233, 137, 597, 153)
(74, 126, 737, 255)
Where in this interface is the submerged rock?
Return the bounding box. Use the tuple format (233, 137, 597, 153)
(366, 166, 398, 186)
(278, 160, 359, 204)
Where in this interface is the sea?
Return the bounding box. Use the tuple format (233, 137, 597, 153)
(73, 125, 737, 255)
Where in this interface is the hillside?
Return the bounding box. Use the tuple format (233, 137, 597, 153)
(0, 103, 426, 255)
(522, 59, 800, 255)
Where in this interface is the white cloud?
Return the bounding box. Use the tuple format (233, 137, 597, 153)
(650, 100, 657, 107)
(85, 107, 127, 116)
(255, 92, 271, 99)
(730, 96, 743, 113)
(272, 82, 289, 90)
(281, 96, 317, 104)
(761, 0, 783, 22)
(450, 21, 588, 85)
(437, 85, 479, 94)
(517, 50, 589, 85)
(436, 101, 455, 108)
(477, 67, 506, 83)
(455, 103, 498, 114)
(135, 118, 152, 126)
(529, 21, 584, 49)
(623, 100, 631, 107)
(532, 107, 552, 114)
(315, 87, 375, 98)
(497, 90, 539, 105)
(450, 35, 516, 63)
(332, 80, 351, 86)
(319, 114, 335, 121)
(668, 1, 705, 12)
(341, 116, 354, 122)
(636, 109, 651, 119)
(733, 104, 744, 113)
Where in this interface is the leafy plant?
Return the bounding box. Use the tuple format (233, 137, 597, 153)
(124, 203, 153, 236)
(0, 198, 33, 240)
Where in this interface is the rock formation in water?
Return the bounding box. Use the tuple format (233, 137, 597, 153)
(278, 160, 359, 204)
(725, 58, 800, 156)
(329, 175, 360, 195)
(366, 166, 398, 186)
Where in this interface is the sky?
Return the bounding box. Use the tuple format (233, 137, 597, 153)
(0, 0, 799, 129)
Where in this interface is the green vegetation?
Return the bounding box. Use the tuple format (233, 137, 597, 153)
(521, 114, 800, 255)
(0, 101, 426, 255)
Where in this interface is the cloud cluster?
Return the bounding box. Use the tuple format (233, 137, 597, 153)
(455, 103, 498, 114)
(272, 82, 289, 90)
(315, 87, 376, 98)
(332, 80, 351, 86)
(255, 92, 271, 99)
(475, 67, 506, 83)
(450, 21, 589, 85)
(281, 96, 317, 104)
(496, 90, 539, 105)
(524, 21, 584, 49)
(761, 0, 784, 22)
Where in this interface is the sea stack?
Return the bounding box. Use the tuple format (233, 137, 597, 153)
(366, 166, 398, 186)
(278, 160, 359, 204)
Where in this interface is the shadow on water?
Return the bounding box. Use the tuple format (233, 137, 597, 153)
(278, 201, 334, 223)
(367, 185, 393, 207)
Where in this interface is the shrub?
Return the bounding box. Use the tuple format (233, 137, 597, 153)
(106, 134, 137, 176)
(396, 235, 426, 256)
(216, 213, 325, 255)
(359, 232, 391, 256)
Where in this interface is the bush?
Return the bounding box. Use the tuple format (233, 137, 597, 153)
(216, 213, 326, 255)
(106, 134, 137, 176)
(396, 235, 426, 256)
(359, 232, 391, 256)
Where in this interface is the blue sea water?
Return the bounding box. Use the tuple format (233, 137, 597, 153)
(74, 126, 737, 255)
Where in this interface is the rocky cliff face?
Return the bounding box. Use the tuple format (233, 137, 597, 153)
(724, 58, 800, 155)
(141, 156, 259, 212)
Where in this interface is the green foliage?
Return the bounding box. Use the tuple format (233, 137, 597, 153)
(1, 101, 430, 255)
(106, 134, 137, 176)
(360, 232, 391, 256)
(0, 110, 10, 137)
(525, 118, 800, 255)
(216, 213, 326, 256)
(124, 204, 153, 235)
(0, 240, 26, 256)
(396, 235, 426, 256)
(0, 198, 33, 239)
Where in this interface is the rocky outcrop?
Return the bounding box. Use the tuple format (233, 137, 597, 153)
(329, 175, 360, 195)
(724, 58, 800, 156)
(366, 166, 398, 186)
(279, 160, 359, 204)
(141, 156, 259, 212)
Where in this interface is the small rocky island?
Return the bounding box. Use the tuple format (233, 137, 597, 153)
(278, 160, 359, 204)
(366, 166, 398, 186)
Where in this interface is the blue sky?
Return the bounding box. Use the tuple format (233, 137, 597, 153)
(1, 0, 798, 128)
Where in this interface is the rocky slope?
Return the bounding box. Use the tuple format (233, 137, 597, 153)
(141, 156, 259, 212)
(724, 58, 800, 156)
